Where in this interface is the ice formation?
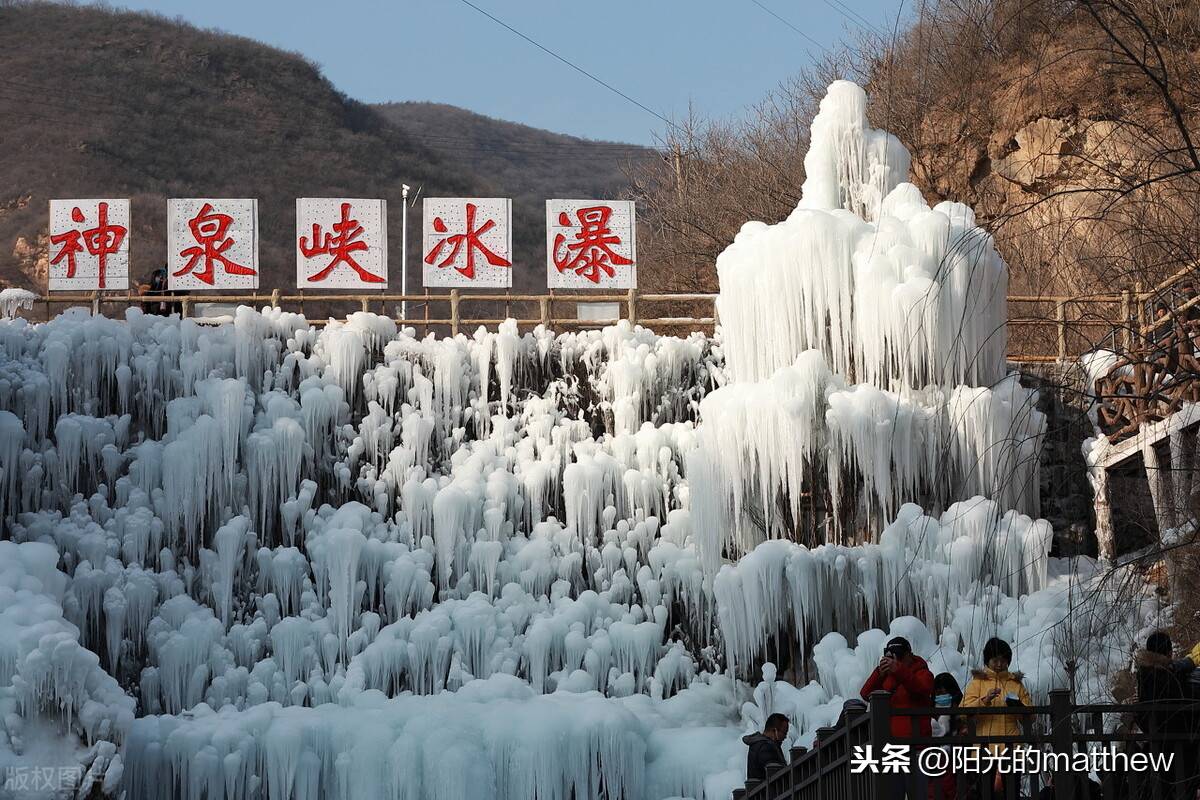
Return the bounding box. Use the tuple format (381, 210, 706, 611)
(696, 80, 1040, 550)
(0, 82, 1149, 800)
(0, 287, 37, 320)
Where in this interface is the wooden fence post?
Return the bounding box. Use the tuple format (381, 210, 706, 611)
(1120, 289, 1132, 351)
(90, 291, 100, 317)
(627, 287, 638, 326)
(450, 289, 460, 336)
(1056, 301, 1067, 363)
(361, 297, 370, 313)
(1048, 689, 1076, 800)
(271, 288, 280, 309)
(180, 297, 191, 319)
(539, 296, 550, 328)
(867, 690, 892, 799)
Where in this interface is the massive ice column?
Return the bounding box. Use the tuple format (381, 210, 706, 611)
(692, 80, 1044, 567)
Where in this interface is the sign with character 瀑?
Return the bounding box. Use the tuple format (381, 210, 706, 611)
(168, 199, 259, 290)
(48, 199, 130, 291)
(422, 198, 512, 288)
(545, 200, 636, 289)
(295, 198, 388, 289)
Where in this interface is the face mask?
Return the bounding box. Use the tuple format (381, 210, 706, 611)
(935, 693, 952, 707)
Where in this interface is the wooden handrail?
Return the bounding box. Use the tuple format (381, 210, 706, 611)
(10, 286, 1186, 363)
(744, 690, 1200, 800)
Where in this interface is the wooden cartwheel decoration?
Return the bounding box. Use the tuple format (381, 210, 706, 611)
(1096, 298, 1200, 442)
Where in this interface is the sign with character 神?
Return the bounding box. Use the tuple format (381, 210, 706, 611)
(422, 198, 512, 288)
(168, 199, 259, 290)
(48, 199, 130, 291)
(546, 200, 636, 289)
(295, 198, 388, 289)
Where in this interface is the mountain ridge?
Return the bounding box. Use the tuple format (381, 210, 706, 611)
(0, 1, 652, 296)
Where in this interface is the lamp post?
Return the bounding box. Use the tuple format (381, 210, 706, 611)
(401, 184, 410, 321)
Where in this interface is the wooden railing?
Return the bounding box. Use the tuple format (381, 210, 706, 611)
(739, 690, 1200, 800)
(14, 288, 715, 335)
(1095, 307, 1200, 441)
(6, 279, 1195, 363)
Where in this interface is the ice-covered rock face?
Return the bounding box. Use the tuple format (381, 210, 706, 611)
(0, 288, 37, 321)
(718, 81, 1006, 389)
(0, 309, 749, 799)
(696, 80, 1039, 549)
(0, 82, 1144, 800)
(798, 80, 912, 223)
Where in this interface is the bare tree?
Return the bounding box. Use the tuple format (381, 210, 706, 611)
(630, 66, 849, 294)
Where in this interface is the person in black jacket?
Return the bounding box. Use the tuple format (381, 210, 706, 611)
(1135, 631, 1190, 734)
(743, 713, 789, 782)
(141, 267, 182, 316)
(1135, 631, 1197, 798)
(1037, 774, 1102, 799)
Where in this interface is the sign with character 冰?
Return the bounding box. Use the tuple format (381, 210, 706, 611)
(295, 198, 388, 289)
(545, 200, 636, 289)
(168, 199, 259, 290)
(422, 198, 513, 288)
(48, 199, 130, 291)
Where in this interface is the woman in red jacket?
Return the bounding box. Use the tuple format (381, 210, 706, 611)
(859, 636, 936, 799)
(860, 636, 936, 736)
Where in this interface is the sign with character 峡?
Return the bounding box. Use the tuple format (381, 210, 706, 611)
(168, 199, 259, 290)
(295, 198, 388, 289)
(545, 200, 636, 289)
(422, 198, 513, 288)
(48, 199, 131, 291)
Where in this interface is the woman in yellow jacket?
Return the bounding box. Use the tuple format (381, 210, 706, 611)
(962, 638, 1032, 795)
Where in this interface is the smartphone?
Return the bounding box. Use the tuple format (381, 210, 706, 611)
(1004, 693, 1022, 707)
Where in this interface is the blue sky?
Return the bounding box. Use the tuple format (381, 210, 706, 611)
(111, 0, 907, 145)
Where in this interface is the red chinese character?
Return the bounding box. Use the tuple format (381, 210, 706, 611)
(552, 206, 632, 284)
(175, 202, 255, 285)
(424, 202, 511, 279)
(50, 203, 127, 289)
(299, 202, 383, 283)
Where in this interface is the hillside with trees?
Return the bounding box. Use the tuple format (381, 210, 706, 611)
(0, 1, 651, 297)
(374, 102, 656, 296)
(634, 0, 1200, 305)
(375, 102, 652, 208)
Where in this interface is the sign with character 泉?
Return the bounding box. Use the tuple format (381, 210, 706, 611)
(48, 199, 130, 291)
(168, 199, 259, 290)
(422, 198, 512, 288)
(546, 200, 636, 289)
(295, 198, 388, 289)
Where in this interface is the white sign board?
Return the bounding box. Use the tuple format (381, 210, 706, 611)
(296, 198, 387, 289)
(576, 302, 621, 322)
(48, 199, 130, 291)
(167, 199, 259, 290)
(546, 200, 636, 289)
(422, 198, 512, 288)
